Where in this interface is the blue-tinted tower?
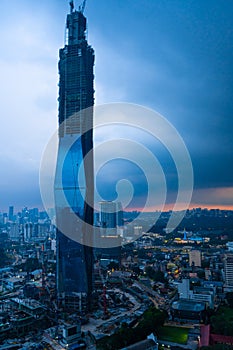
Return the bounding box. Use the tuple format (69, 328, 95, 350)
(55, 2, 94, 311)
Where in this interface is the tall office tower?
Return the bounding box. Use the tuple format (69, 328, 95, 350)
(100, 201, 123, 228)
(8, 206, 14, 221)
(116, 202, 123, 226)
(100, 201, 117, 229)
(189, 249, 201, 267)
(96, 201, 122, 264)
(225, 253, 233, 290)
(55, 1, 94, 311)
(9, 223, 20, 241)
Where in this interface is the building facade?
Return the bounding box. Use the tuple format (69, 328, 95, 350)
(100, 201, 117, 229)
(100, 201, 123, 230)
(171, 299, 206, 323)
(224, 253, 233, 290)
(189, 250, 201, 267)
(178, 278, 190, 299)
(55, 2, 94, 311)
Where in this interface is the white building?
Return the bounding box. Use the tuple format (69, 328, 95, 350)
(51, 239, 56, 253)
(178, 278, 190, 299)
(189, 290, 214, 308)
(224, 253, 233, 290)
(189, 250, 201, 267)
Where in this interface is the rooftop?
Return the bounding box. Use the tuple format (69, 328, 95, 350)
(121, 339, 156, 350)
(172, 299, 205, 312)
(11, 298, 45, 310)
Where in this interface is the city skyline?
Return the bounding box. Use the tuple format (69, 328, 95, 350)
(0, 0, 233, 211)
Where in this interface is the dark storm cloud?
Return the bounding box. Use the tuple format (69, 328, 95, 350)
(88, 0, 233, 203)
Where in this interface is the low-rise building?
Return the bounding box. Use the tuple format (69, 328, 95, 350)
(171, 299, 206, 323)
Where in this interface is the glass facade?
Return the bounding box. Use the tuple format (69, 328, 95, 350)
(55, 6, 94, 310)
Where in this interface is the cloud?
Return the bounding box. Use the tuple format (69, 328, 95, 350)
(192, 187, 233, 208)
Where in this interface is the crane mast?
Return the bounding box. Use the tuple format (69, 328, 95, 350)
(79, 0, 87, 14)
(70, 1, 87, 14)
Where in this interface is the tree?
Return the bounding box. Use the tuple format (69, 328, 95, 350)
(210, 307, 233, 336)
(24, 258, 41, 273)
(145, 266, 165, 282)
(107, 261, 119, 270)
(97, 307, 167, 349)
(226, 292, 233, 308)
(0, 247, 10, 267)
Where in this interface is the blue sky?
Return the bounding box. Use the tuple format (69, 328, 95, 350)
(0, 0, 233, 211)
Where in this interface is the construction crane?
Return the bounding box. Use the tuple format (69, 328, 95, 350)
(79, 0, 87, 14)
(69, 0, 87, 14)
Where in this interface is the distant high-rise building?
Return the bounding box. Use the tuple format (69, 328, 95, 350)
(189, 250, 201, 267)
(116, 202, 123, 226)
(100, 201, 123, 228)
(29, 208, 39, 223)
(224, 253, 233, 290)
(23, 223, 33, 241)
(9, 223, 20, 241)
(55, 2, 94, 311)
(100, 201, 117, 229)
(97, 201, 122, 262)
(8, 206, 14, 221)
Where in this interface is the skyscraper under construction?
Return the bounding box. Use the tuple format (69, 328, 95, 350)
(55, 1, 94, 311)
